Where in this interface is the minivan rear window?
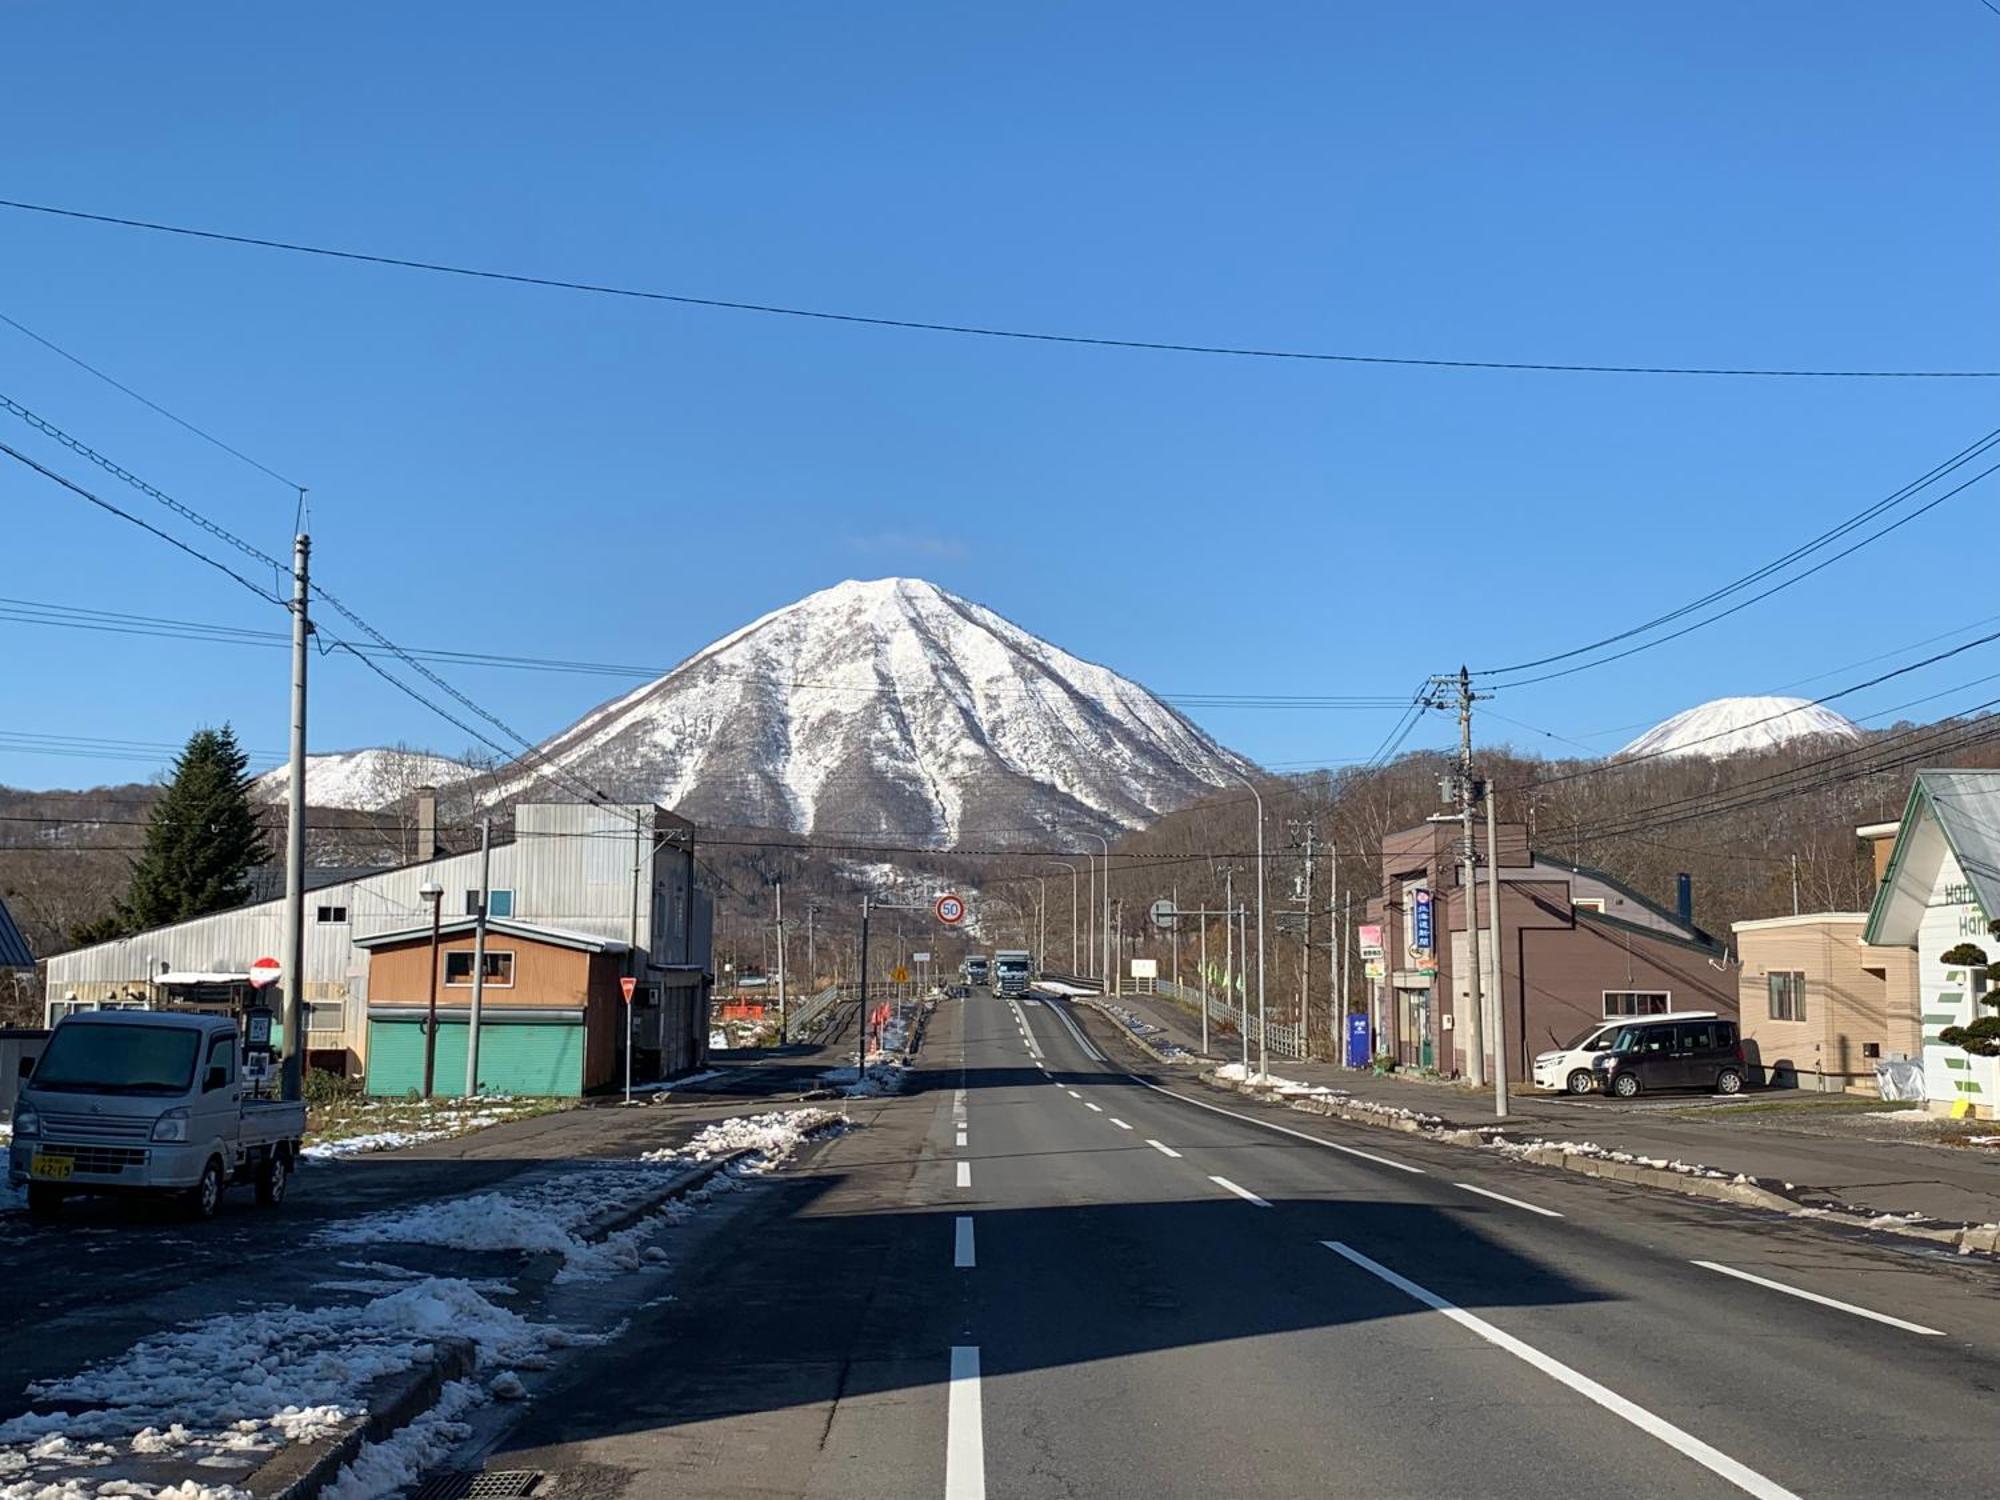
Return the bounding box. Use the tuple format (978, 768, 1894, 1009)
(31, 1024, 202, 1095)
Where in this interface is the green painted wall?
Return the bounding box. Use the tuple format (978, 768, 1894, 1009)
(366, 1018, 585, 1098)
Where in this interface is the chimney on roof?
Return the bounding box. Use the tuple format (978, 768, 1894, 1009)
(416, 786, 438, 862)
(1675, 873, 1693, 928)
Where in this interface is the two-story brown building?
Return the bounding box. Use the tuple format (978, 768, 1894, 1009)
(1366, 820, 1737, 1078)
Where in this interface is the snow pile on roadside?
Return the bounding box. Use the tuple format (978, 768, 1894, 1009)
(644, 1108, 847, 1173)
(1036, 980, 1095, 997)
(302, 1129, 454, 1160)
(820, 1061, 908, 1097)
(0, 1277, 576, 1499)
(1215, 1061, 1344, 1098)
(1484, 1135, 1731, 1180)
(321, 1378, 482, 1500)
(1100, 1004, 1193, 1063)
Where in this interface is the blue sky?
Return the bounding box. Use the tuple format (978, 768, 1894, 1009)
(3, 2, 1997, 788)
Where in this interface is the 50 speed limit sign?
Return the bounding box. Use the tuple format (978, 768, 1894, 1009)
(934, 893, 966, 926)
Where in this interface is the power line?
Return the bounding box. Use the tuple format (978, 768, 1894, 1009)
(6, 197, 1997, 381)
(0, 309, 302, 490)
(1477, 424, 2000, 685)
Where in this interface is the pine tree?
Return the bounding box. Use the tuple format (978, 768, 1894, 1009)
(117, 726, 271, 932)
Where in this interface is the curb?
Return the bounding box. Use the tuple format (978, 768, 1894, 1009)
(571, 1149, 756, 1242)
(1083, 1007, 2000, 1259)
(248, 1336, 477, 1500)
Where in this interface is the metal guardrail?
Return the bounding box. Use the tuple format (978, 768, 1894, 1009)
(787, 985, 845, 1039)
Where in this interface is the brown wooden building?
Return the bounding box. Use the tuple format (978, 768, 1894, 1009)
(1366, 820, 1738, 1077)
(356, 917, 669, 1096)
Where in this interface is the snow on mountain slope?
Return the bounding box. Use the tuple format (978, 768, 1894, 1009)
(254, 749, 478, 810)
(483, 578, 1253, 842)
(1617, 696, 1862, 762)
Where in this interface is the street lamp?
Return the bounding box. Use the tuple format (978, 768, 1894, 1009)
(1047, 862, 1079, 973)
(1089, 832, 1111, 995)
(419, 879, 444, 1099)
(1225, 771, 1268, 1081)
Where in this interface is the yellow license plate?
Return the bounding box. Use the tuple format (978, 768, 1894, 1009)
(29, 1154, 74, 1181)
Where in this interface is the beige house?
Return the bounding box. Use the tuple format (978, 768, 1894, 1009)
(1732, 912, 1919, 1093)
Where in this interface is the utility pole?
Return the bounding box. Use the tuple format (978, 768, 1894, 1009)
(1429, 666, 1489, 1089)
(1329, 841, 1340, 1067)
(1487, 787, 1509, 1118)
(1791, 853, 1800, 916)
(1225, 867, 1243, 1071)
(1296, 821, 1315, 1054)
(775, 880, 787, 1045)
(807, 904, 817, 990)
(1198, 898, 1210, 1055)
(1172, 883, 1181, 993)
(464, 817, 492, 1098)
(1087, 855, 1097, 980)
(279, 533, 309, 1102)
(857, 893, 871, 1072)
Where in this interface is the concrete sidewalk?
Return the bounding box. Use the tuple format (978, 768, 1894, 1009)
(1101, 987, 2000, 1229)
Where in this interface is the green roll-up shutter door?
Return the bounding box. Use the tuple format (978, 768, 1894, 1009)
(366, 1018, 580, 1098)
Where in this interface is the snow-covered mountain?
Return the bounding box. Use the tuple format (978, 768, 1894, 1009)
(1618, 696, 1863, 762)
(484, 577, 1253, 842)
(254, 749, 479, 811)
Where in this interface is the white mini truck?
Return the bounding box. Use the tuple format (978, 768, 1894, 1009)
(10, 1009, 305, 1219)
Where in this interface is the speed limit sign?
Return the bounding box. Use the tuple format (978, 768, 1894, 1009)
(935, 892, 966, 925)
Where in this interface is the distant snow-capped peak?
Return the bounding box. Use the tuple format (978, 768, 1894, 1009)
(254, 748, 478, 811)
(1618, 695, 1862, 762)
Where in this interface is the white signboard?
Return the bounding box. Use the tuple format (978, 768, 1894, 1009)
(913, 951, 932, 963)
(1130, 958, 1159, 979)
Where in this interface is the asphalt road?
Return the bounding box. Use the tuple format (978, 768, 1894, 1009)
(469, 991, 2000, 1498)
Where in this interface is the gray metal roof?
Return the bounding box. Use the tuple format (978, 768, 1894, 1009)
(1919, 769, 2000, 920)
(353, 915, 631, 954)
(0, 893, 31, 967)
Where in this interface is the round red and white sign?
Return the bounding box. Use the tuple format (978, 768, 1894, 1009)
(248, 956, 282, 989)
(934, 893, 966, 926)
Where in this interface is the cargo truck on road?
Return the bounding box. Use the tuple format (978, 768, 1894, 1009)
(993, 950, 1032, 996)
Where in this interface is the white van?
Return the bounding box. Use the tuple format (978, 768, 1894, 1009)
(1531, 1011, 1719, 1095)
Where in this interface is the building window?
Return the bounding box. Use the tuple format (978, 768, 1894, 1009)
(445, 950, 514, 987)
(1604, 990, 1670, 1017)
(1768, 970, 1807, 1022)
(466, 889, 513, 918)
(315, 904, 348, 924)
(306, 1000, 346, 1032)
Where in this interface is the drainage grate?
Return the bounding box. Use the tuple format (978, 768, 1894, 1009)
(410, 1471, 544, 1500)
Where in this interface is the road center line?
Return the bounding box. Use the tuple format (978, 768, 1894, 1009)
(1109, 1117, 1132, 1130)
(1064, 1089, 1081, 1099)
(957, 1161, 972, 1189)
(1690, 1260, 1944, 1336)
(954, 1216, 976, 1268)
(1085, 1101, 1104, 1113)
(946, 1345, 985, 1500)
(1209, 1175, 1272, 1208)
(1454, 1182, 1564, 1218)
(1128, 1076, 1425, 1175)
(1324, 1242, 1800, 1500)
(956, 1130, 968, 1147)
(1146, 1139, 1182, 1158)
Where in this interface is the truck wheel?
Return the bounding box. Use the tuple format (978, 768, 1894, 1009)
(255, 1152, 289, 1206)
(26, 1184, 64, 1219)
(186, 1157, 225, 1220)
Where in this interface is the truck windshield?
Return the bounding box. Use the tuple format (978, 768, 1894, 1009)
(30, 1024, 202, 1095)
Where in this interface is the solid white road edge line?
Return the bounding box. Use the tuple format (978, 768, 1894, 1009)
(1109, 1117, 1132, 1130)
(1690, 1260, 1945, 1337)
(946, 1345, 985, 1500)
(1147, 1139, 1183, 1158)
(957, 1161, 972, 1189)
(1209, 1175, 1273, 1208)
(1454, 1182, 1564, 1218)
(1324, 1242, 1800, 1500)
(1127, 1075, 1426, 1175)
(955, 1215, 976, 1268)
(1046, 999, 1107, 1061)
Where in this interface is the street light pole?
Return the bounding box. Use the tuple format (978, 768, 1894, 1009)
(1225, 771, 1268, 1080)
(420, 880, 443, 1099)
(1090, 833, 1111, 996)
(1048, 862, 1079, 973)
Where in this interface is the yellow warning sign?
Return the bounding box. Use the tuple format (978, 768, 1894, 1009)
(890, 965, 910, 984)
